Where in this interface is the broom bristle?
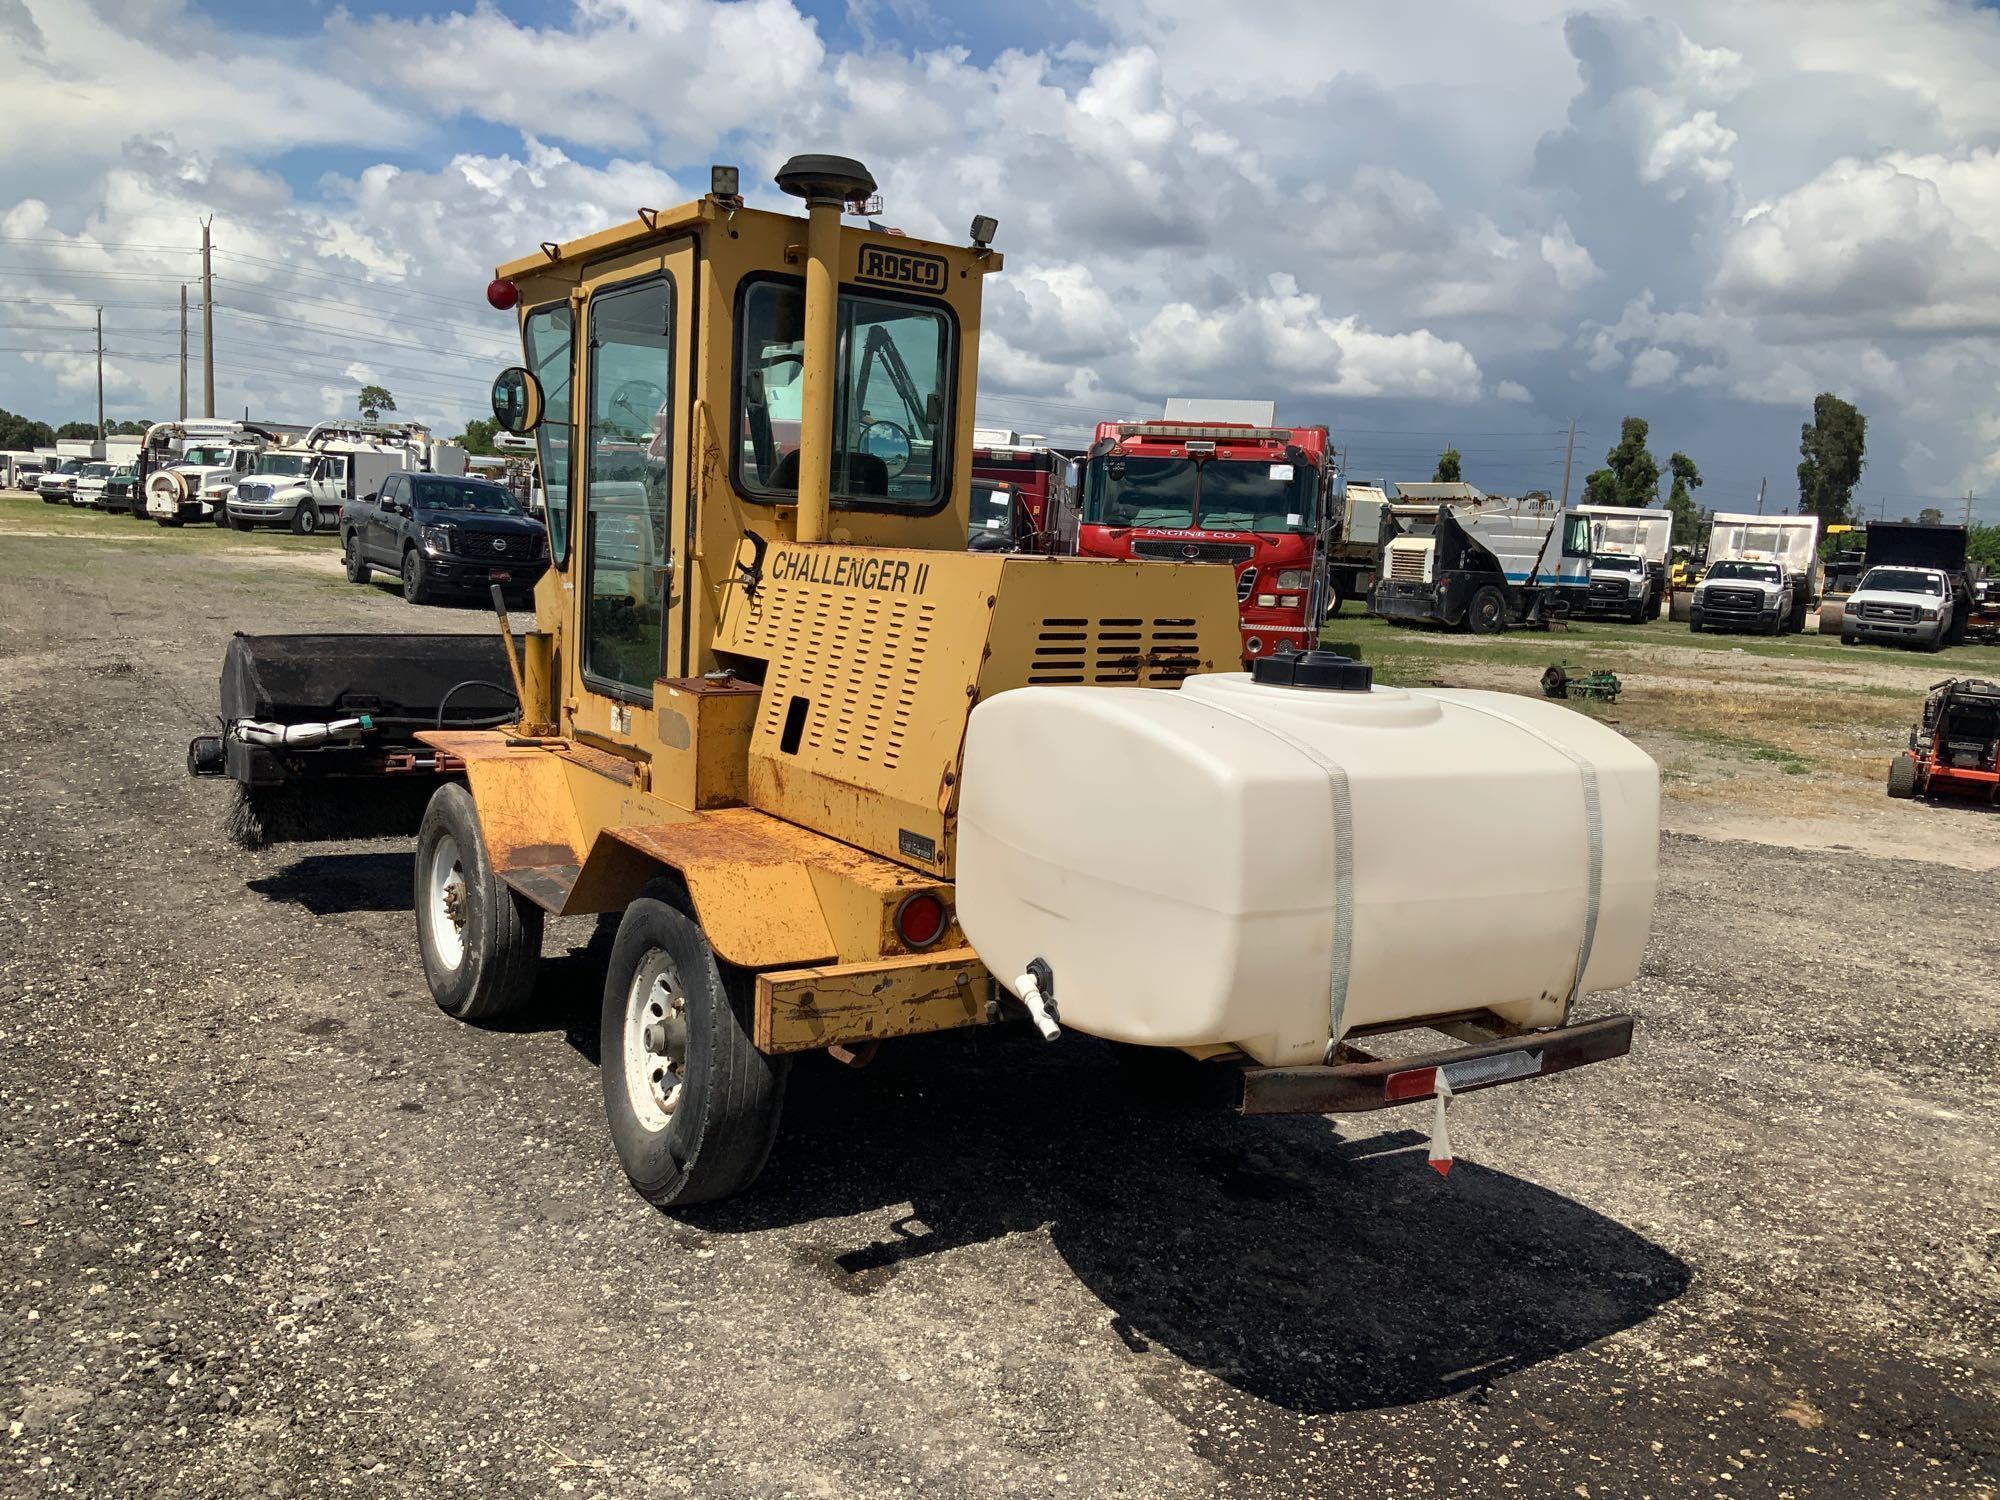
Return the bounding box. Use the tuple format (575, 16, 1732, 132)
(227, 780, 438, 849)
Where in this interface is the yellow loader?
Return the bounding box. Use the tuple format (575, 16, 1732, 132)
(190, 155, 1657, 1208)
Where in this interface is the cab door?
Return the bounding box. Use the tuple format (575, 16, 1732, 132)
(565, 239, 697, 747)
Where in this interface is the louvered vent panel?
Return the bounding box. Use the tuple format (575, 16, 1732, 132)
(1028, 617, 1205, 686)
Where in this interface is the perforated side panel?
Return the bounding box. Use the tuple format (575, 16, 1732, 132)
(1025, 617, 1205, 686)
(739, 589, 937, 771)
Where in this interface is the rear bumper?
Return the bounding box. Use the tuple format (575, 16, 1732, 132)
(1236, 1013, 1634, 1115)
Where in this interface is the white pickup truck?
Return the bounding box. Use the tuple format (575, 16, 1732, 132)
(1689, 559, 1794, 635)
(1839, 566, 1955, 652)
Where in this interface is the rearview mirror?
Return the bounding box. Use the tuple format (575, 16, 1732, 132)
(491, 366, 544, 435)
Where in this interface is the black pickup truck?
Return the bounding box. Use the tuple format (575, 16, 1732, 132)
(340, 471, 549, 606)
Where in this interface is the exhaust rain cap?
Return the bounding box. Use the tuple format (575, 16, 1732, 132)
(774, 154, 877, 207)
(1251, 649, 1373, 692)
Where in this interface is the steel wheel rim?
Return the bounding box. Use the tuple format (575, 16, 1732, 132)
(623, 948, 687, 1133)
(426, 832, 468, 971)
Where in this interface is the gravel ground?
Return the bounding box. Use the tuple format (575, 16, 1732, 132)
(2, 529, 1997, 1498)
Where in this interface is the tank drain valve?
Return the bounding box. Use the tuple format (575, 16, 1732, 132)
(1014, 958, 1060, 1042)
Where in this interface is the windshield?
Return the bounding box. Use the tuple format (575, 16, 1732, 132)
(1709, 560, 1781, 583)
(969, 480, 1017, 544)
(182, 446, 232, 467)
(1594, 554, 1642, 573)
(1861, 567, 1943, 595)
(84, 464, 113, 478)
(736, 280, 953, 509)
(411, 477, 522, 515)
(255, 454, 308, 476)
(1082, 454, 1315, 533)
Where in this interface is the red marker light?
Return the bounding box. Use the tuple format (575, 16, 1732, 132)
(894, 892, 947, 950)
(486, 278, 519, 311)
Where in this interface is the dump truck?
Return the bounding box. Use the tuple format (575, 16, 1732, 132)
(187, 154, 1658, 1208)
(1841, 521, 1976, 647)
(1371, 489, 1593, 632)
(1576, 505, 1670, 620)
(1077, 400, 1334, 664)
(1699, 512, 1820, 633)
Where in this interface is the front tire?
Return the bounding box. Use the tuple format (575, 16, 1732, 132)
(229, 518, 253, 532)
(1887, 753, 1920, 799)
(401, 548, 432, 605)
(415, 783, 543, 1021)
(600, 883, 788, 1209)
(291, 504, 320, 536)
(1466, 584, 1509, 635)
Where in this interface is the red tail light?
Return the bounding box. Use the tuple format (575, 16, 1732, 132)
(1385, 1066, 1438, 1102)
(894, 892, 947, 949)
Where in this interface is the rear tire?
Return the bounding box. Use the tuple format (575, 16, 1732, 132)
(1887, 753, 1920, 800)
(414, 782, 543, 1021)
(1466, 584, 1509, 635)
(600, 883, 788, 1209)
(342, 531, 371, 583)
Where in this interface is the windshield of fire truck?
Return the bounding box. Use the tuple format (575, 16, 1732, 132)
(1082, 455, 1196, 528)
(1083, 455, 1313, 533)
(1193, 460, 1316, 533)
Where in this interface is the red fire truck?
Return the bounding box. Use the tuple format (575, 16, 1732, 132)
(968, 432, 1079, 554)
(1077, 401, 1331, 662)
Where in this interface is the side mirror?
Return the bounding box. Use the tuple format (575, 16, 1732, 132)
(361, 492, 378, 505)
(491, 366, 544, 435)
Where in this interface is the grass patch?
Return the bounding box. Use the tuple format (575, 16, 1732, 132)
(1667, 724, 1816, 775)
(0, 492, 339, 556)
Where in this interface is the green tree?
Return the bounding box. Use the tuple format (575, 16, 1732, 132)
(110, 419, 153, 436)
(0, 407, 55, 449)
(358, 384, 397, 421)
(55, 420, 99, 440)
(1596, 417, 1660, 507)
(1665, 451, 1704, 546)
(1917, 506, 1943, 525)
(1581, 468, 1617, 505)
(1969, 523, 2000, 574)
(454, 416, 501, 457)
(1797, 393, 1866, 525)
(1433, 446, 1462, 483)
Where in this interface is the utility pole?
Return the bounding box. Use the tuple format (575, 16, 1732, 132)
(94, 306, 105, 442)
(178, 284, 188, 420)
(1557, 417, 1576, 508)
(1754, 476, 1766, 515)
(200, 217, 215, 419)
(1967, 492, 1977, 529)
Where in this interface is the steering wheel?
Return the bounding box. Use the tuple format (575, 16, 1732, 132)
(859, 419, 912, 478)
(606, 379, 667, 439)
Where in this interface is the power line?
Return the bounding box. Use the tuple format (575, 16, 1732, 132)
(213, 304, 508, 360)
(0, 235, 197, 254)
(212, 248, 498, 312)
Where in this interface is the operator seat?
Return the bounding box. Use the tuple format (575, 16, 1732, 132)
(766, 448, 890, 496)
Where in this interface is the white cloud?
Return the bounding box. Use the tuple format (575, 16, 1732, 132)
(1496, 379, 1533, 403)
(1627, 347, 1680, 388)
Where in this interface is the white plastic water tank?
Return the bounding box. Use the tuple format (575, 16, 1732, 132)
(955, 670, 1658, 1067)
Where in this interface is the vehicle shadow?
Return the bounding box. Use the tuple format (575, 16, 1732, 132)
(246, 851, 411, 914)
(696, 1030, 1690, 1415)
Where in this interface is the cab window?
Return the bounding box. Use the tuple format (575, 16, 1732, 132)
(1562, 514, 1591, 557)
(735, 279, 952, 510)
(523, 303, 574, 565)
(582, 276, 674, 699)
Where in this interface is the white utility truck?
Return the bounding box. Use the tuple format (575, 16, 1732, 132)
(142, 420, 276, 527)
(1371, 489, 1593, 632)
(226, 421, 465, 535)
(1693, 512, 1821, 634)
(1578, 505, 1671, 621)
(1840, 566, 1957, 652)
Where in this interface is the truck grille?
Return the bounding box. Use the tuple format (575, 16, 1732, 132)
(238, 483, 274, 502)
(457, 527, 526, 557)
(1705, 587, 1762, 612)
(1028, 618, 1205, 686)
(1130, 539, 1255, 565)
(1858, 601, 1918, 623)
(1590, 579, 1626, 599)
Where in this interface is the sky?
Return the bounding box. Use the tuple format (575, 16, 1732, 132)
(3, 0, 1999, 519)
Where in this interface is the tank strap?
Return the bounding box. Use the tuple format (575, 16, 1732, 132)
(1441, 697, 1604, 1009)
(1190, 700, 1356, 1057)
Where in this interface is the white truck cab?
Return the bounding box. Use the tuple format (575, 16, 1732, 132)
(227, 422, 464, 535)
(1841, 565, 1954, 652)
(1588, 553, 1651, 622)
(143, 420, 272, 527)
(37, 458, 88, 504)
(1690, 559, 1793, 635)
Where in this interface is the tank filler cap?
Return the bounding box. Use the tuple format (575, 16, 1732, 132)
(1252, 649, 1373, 692)
(774, 154, 877, 206)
